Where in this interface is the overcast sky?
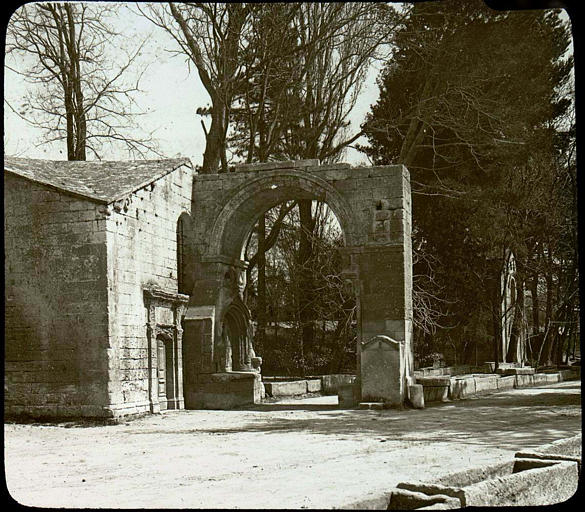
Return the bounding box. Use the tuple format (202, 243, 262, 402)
(4, 3, 382, 166)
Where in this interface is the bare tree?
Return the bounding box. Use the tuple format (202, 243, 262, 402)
(279, 3, 401, 353)
(139, 2, 251, 173)
(6, 3, 158, 160)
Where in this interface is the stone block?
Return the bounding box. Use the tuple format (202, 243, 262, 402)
(497, 375, 516, 391)
(397, 482, 465, 504)
(473, 375, 498, 394)
(462, 459, 579, 507)
(320, 374, 356, 395)
(388, 489, 461, 510)
(338, 383, 360, 408)
(263, 380, 307, 397)
(423, 386, 449, 403)
(532, 373, 550, 386)
(417, 376, 451, 386)
(408, 384, 425, 408)
(306, 379, 322, 393)
(360, 335, 404, 404)
(515, 452, 581, 473)
(500, 367, 535, 376)
(186, 372, 262, 409)
(449, 377, 476, 399)
(514, 374, 535, 388)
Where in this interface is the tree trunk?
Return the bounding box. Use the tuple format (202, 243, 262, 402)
(506, 284, 524, 363)
(529, 272, 541, 362)
(297, 199, 316, 356)
(257, 214, 267, 346)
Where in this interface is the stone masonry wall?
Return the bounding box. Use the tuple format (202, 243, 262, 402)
(4, 173, 110, 418)
(188, 162, 413, 405)
(105, 165, 192, 416)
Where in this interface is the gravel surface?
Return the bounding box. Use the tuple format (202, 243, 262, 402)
(5, 380, 581, 509)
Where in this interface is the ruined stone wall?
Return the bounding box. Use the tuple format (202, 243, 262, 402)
(105, 165, 193, 416)
(4, 173, 110, 418)
(188, 161, 413, 405)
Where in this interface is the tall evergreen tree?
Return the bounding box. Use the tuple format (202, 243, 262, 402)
(361, 0, 574, 365)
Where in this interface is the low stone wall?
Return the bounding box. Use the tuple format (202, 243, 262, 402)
(263, 378, 322, 397)
(417, 369, 579, 403)
(416, 377, 450, 403)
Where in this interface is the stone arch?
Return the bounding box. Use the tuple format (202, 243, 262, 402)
(184, 161, 413, 409)
(222, 297, 253, 372)
(205, 170, 356, 262)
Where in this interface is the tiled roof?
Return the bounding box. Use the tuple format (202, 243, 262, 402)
(4, 156, 193, 204)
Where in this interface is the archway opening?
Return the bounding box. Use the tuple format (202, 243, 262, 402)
(240, 199, 357, 377)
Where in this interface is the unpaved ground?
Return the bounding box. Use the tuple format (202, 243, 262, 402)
(4, 381, 581, 509)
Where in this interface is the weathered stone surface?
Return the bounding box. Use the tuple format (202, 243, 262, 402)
(388, 489, 461, 510)
(515, 452, 582, 473)
(449, 377, 476, 399)
(473, 375, 499, 394)
(514, 374, 535, 388)
(497, 375, 516, 391)
(338, 383, 361, 408)
(435, 460, 516, 488)
(320, 374, 356, 394)
(487, 361, 519, 372)
(408, 384, 425, 408)
(541, 433, 582, 457)
(500, 367, 535, 376)
(397, 450, 580, 508)
(306, 379, 322, 393)
(422, 386, 450, 403)
(5, 159, 193, 419)
(4, 156, 191, 203)
(191, 162, 413, 409)
(397, 482, 465, 504)
(417, 376, 451, 386)
(264, 380, 307, 397)
(462, 459, 579, 507)
(417, 376, 450, 403)
(360, 335, 404, 404)
(187, 372, 262, 409)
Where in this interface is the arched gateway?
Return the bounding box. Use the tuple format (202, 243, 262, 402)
(181, 159, 413, 408)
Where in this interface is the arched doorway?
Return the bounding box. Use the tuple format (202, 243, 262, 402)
(182, 160, 413, 408)
(222, 298, 254, 372)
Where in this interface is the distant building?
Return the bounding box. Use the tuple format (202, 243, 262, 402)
(4, 157, 193, 418)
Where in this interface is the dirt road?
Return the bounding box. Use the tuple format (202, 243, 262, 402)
(4, 381, 581, 509)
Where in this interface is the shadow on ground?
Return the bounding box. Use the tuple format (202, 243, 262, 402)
(126, 384, 581, 453)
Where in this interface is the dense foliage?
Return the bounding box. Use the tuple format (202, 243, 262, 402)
(360, 0, 576, 367)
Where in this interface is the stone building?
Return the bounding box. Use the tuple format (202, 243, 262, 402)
(5, 157, 414, 419)
(5, 157, 193, 418)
